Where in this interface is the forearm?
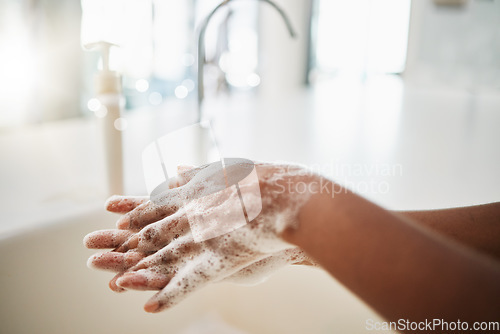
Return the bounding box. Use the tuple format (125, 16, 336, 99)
(281, 182, 500, 330)
(396, 203, 500, 260)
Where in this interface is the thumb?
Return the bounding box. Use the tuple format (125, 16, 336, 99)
(177, 165, 195, 174)
(176, 164, 200, 186)
(150, 180, 184, 206)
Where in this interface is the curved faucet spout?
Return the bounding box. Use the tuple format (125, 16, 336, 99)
(197, 0, 296, 122)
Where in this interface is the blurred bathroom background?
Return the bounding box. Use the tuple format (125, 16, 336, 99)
(1, 1, 500, 333)
(2, 0, 500, 232)
(1, 0, 498, 127)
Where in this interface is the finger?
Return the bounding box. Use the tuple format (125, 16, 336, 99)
(134, 211, 190, 253)
(83, 229, 133, 249)
(109, 273, 126, 292)
(105, 195, 149, 214)
(114, 234, 139, 253)
(165, 165, 196, 188)
(87, 251, 143, 272)
(143, 259, 213, 313)
(222, 254, 277, 285)
(177, 165, 200, 184)
(116, 165, 202, 230)
(222, 248, 304, 285)
(116, 270, 170, 291)
(119, 214, 193, 254)
(116, 198, 180, 231)
(125, 234, 198, 276)
(112, 238, 192, 293)
(177, 165, 195, 174)
(159, 165, 196, 190)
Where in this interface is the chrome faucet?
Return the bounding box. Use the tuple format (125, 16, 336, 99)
(196, 0, 296, 122)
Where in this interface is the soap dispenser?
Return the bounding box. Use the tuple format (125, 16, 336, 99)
(85, 41, 124, 196)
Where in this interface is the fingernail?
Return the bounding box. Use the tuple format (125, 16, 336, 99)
(105, 195, 123, 209)
(83, 233, 93, 248)
(127, 235, 139, 249)
(86, 253, 103, 269)
(144, 300, 160, 313)
(109, 278, 126, 292)
(115, 275, 130, 288)
(116, 273, 147, 288)
(117, 216, 130, 229)
(86, 255, 96, 269)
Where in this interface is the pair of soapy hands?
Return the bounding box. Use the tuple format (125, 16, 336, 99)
(84, 161, 316, 312)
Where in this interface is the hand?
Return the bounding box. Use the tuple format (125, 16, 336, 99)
(84, 160, 319, 312)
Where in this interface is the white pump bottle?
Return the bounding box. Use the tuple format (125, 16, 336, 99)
(85, 41, 124, 196)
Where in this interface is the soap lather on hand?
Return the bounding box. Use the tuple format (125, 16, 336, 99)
(84, 160, 318, 312)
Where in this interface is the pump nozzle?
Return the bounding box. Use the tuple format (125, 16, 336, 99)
(84, 41, 118, 72)
(84, 41, 121, 95)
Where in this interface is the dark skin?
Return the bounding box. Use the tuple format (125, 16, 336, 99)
(400, 204, 500, 261)
(283, 189, 500, 333)
(85, 166, 500, 332)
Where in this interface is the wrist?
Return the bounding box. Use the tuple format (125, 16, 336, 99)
(285, 178, 356, 250)
(279, 176, 343, 245)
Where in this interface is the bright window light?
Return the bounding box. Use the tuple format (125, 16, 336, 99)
(314, 0, 411, 76)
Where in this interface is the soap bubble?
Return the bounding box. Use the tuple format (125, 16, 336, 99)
(87, 98, 101, 112)
(135, 79, 149, 92)
(247, 73, 261, 87)
(182, 79, 195, 92)
(114, 117, 128, 131)
(175, 85, 188, 99)
(149, 92, 163, 105)
(181, 54, 195, 67)
(94, 105, 107, 118)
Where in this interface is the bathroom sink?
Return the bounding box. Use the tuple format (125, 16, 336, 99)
(0, 208, 387, 334)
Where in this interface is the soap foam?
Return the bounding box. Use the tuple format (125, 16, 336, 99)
(222, 247, 314, 285)
(93, 161, 321, 310)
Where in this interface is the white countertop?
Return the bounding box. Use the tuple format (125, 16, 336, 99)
(1, 75, 499, 236)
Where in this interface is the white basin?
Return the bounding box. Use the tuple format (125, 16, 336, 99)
(0, 209, 384, 334)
